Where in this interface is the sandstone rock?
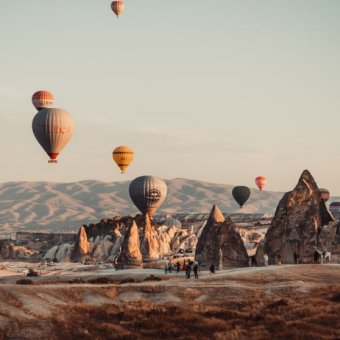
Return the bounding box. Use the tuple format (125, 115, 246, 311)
(117, 219, 142, 268)
(136, 214, 160, 260)
(44, 244, 73, 262)
(256, 170, 334, 264)
(195, 205, 249, 268)
(71, 225, 91, 261)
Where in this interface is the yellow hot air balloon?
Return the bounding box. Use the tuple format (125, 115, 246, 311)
(112, 146, 134, 174)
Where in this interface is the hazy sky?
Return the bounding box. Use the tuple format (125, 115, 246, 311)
(0, 1, 340, 193)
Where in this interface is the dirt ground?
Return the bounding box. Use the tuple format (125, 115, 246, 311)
(0, 263, 339, 339)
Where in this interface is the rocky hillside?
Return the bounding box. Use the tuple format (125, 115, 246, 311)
(0, 179, 284, 235)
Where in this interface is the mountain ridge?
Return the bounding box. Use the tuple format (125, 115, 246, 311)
(0, 178, 329, 235)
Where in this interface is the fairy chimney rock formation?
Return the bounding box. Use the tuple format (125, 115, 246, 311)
(256, 170, 334, 264)
(137, 214, 160, 260)
(72, 225, 91, 261)
(195, 204, 249, 268)
(117, 220, 142, 268)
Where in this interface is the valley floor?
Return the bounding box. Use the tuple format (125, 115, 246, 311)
(0, 264, 339, 339)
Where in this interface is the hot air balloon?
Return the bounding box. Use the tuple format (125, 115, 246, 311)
(32, 108, 74, 163)
(329, 202, 340, 215)
(111, 0, 125, 18)
(232, 186, 251, 208)
(255, 176, 267, 191)
(112, 146, 134, 174)
(32, 91, 54, 111)
(163, 216, 182, 229)
(129, 176, 167, 217)
(319, 188, 330, 202)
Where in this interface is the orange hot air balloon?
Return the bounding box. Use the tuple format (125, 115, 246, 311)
(111, 1, 125, 18)
(32, 91, 54, 111)
(112, 146, 134, 174)
(319, 188, 330, 202)
(255, 176, 267, 191)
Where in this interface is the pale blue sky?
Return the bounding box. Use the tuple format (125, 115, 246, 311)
(0, 1, 339, 193)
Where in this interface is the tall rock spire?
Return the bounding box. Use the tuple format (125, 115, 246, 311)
(256, 169, 334, 264)
(117, 219, 142, 268)
(195, 204, 248, 268)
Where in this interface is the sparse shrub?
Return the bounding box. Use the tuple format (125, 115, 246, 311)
(142, 275, 162, 282)
(87, 277, 114, 284)
(16, 279, 34, 285)
(119, 278, 136, 284)
(330, 293, 340, 302)
(67, 278, 86, 284)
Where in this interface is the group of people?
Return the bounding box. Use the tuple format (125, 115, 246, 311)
(313, 250, 331, 264)
(164, 259, 199, 279)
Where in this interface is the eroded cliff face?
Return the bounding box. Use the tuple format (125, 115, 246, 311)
(71, 225, 91, 262)
(195, 205, 249, 268)
(135, 214, 160, 260)
(117, 220, 142, 268)
(256, 170, 334, 264)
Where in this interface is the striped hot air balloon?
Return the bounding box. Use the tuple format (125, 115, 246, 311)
(112, 146, 134, 174)
(32, 108, 74, 163)
(111, 1, 125, 18)
(255, 176, 267, 191)
(32, 91, 54, 111)
(129, 176, 167, 217)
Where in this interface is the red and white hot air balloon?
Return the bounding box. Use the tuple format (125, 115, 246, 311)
(32, 91, 54, 111)
(255, 176, 267, 191)
(319, 188, 330, 202)
(111, 1, 125, 18)
(32, 108, 74, 163)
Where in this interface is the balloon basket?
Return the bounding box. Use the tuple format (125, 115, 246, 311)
(48, 160, 58, 164)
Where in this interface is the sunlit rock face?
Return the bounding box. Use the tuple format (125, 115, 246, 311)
(195, 205, 249, 268)
(256, 170, 334, 264)
(135, 214, 160, 260)
(71, 225, 91, 262)
(117, 220, 143, 268)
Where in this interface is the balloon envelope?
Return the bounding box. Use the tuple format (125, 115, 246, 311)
(129, 176, 167, 217)
(255, 176, 267, 191)
(164, 216, 182, 229)
(319, 188, 330, 202)
(329, 202, 340, 214)
(32, 108, 74, 163)
(111, 1, 125, 17)
(232, 186, 251, 208)
(32, 91, 54, 111)
(112, 146, 134, 174)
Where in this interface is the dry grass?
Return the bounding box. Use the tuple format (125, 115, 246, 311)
(0, 266, 340, 339)
(1, 286, 337, 340)
(48, 287, 339, 339)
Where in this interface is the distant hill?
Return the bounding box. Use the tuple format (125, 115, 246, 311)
(0, 178, 286, 235)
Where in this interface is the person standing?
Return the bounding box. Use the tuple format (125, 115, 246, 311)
(263, 254, 269, 266)
(176, 261, 180, 273)
(293, 251, 298, 264)
(193, 263, 198, 279)
(168, 261, 173, 273)
(210, 263, 215, 274)
(186, 263, 191, 279)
